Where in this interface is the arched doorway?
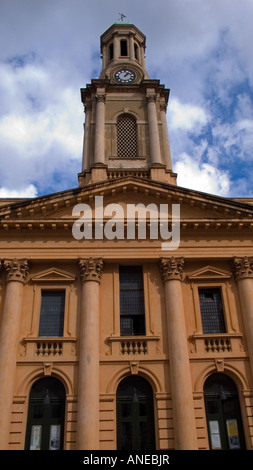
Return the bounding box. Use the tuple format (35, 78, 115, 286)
(116, 375, 155, 450)
(25, 377, 66, 450)
(204, 373, 245, 450)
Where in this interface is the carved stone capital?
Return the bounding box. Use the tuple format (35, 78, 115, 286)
(232, 256, 253, 280)
(95, 94, 106, 104)
(160, 103, 167, 112)
(84, 102, 92, 113)
(159, 257, 184, 282)
(3, 258, 29, 283)
(79, 257, 103, 283)
(146, 94, 157, 104)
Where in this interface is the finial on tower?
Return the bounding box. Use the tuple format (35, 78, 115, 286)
(118, 13, 127, 21)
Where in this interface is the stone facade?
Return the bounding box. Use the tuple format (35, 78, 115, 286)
(0, 22, 253, 450)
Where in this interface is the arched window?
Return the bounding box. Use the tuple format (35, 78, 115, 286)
(204, 373, 245, 450)
(25, 377, 66, 450)
(116, 376, 155, 450)
(117, 114, 138, 159)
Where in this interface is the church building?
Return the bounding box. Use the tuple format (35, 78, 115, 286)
(0, 21, 253, 451)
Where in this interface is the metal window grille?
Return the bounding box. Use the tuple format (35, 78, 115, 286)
(39, 290, 65, 337)
(117, 114, 138, 158)
(199, 288, 226, 334)
(120, 266, 145, 336)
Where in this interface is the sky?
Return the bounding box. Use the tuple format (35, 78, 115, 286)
(0, 0, 253, 199)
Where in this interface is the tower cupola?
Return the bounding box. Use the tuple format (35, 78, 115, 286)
(79, 21, 177, 187)
(99, 22, 149, 81)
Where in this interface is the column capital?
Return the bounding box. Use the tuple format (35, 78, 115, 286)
(3, 258, 29, 283)
(84, 102, 92, 113)
(232, 256, 253, 280)
(79, 257, 103, 283)
(160, 103, 167, 112)
(95, 94, 106, 104)
(159, 257, 184, 282)
(146, 94, 157, 104)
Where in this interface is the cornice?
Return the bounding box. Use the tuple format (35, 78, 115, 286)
(0, 177, 253, 228)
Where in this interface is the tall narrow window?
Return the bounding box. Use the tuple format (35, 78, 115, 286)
(134, 43, 139, 60)
(117, 114, 138, 158)
(120, 266, 145, 336)
(109, 43, 114, 61)
(39, 290, 65, 337)
(199, 288, 226, 334)
(120, 39, 128, 56)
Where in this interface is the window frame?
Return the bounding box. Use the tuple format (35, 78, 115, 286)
(38, 289, 66, 337)
(198, 287, 226, 334)
(119, 265, 146, 336)
(28, 282, 74, 338)
(191, 282, 234, 335)
(117, 113, 138, 159)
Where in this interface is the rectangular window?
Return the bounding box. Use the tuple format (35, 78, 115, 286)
(120, 39, 128, 56)
(119, 266, 145, 336)
(199, 288, 226, 334)
(39, 290, 65, 337)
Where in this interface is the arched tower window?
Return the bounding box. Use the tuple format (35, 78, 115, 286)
(117, 114, 138, 158)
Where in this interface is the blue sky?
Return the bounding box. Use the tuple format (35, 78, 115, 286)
(0, 0, 253, 199)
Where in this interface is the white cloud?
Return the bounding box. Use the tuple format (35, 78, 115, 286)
(175, 153, 230, 196)
(0, 0, 253, 198)
(0, 184, 38, 198)
(169, 98, 208, 131)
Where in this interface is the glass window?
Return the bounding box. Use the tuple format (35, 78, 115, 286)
(117, 114, 138, 159)
(39, 290, 65, 337)
(199, 288, 226, 334)
(120, 266, 145, 336)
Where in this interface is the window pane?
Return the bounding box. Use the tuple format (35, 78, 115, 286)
(39, 291, 65, 337)
(120, 266, 145, 336)
(199, 288, 226, 334)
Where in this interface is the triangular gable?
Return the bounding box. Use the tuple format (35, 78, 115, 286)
(187, 265, 231, 280)
(0, 177, 253, 225)
(31, 267, 76, 283)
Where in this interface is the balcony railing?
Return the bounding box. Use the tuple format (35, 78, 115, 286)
(105, 336, 160, 357)
(189, 333, 244, 356)
(20, 337, 77, 359)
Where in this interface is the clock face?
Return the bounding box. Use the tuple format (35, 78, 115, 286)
(115, 69, 136, 83)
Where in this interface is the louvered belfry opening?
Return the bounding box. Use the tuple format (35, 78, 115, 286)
(117, 114, 138, 158)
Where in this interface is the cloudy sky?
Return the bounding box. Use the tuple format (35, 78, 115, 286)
(0, 0, 253, 199)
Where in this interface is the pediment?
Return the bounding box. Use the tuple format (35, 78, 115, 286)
(0, 177, 253, 230)
(31, 267, 76, 282)
(187, 265, 231, 280)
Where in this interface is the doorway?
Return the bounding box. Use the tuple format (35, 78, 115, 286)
(116, 375, 155, 450)
(25, 377, 66, 450)
(204, 373, 245, 450)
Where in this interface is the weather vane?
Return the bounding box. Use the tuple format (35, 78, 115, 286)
(118, 13, 127, 21)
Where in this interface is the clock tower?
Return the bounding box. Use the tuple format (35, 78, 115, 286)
(78, 21, 177, 186)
